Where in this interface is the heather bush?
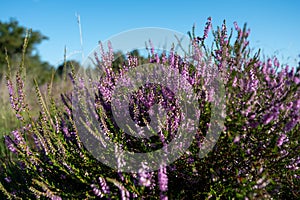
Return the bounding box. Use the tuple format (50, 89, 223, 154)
(1, 19, 299, 199)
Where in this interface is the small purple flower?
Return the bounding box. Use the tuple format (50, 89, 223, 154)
(158, 165, 168, 192)
(286, 102, 293, 111)
(187, 157, 194, 164)
(233, 21, 240, 32)
(288, 66, 294, 78)
(45, 189, 62, 200)
(155, 53, 160, 63)
(232, 76, 237, 87)
(11, 130, 24, 144)
(293, 99, 300, 110)
(233, 135, 240, 143)
(16, 73, 25, 107)
(249, 122, 259, 128)
(18, 161, 26, 170)
(91, 184, 104, 198)
(94, 187, 103, 197)
(294, 174, 300, 179)
(249, 114, 256, 120)
(274, 57, 280, 68)
(284, 119, 298, 132)
(99, 41, 113, 68)
(203, 17, 212, 40)
(161, 52, 167, 64)
(50, 195, 62, 200)
(267, 58, 273, 68)
(121, 189, 130, 200)
(62, 124, 70, 138)
(6, 79, 17, 110)
(138, 163, 153, 187)
(4, 177, 12, 183)
(277, 134, 288, 147)
(294, 76, 300, 84)
(4, 136, 18, 154)
(286, 157, 300, 171)
(98, 177, 110, 194)
(262, 113, 274, 125)
(169, 50, 175, 67)
(262, 107, 280, 125)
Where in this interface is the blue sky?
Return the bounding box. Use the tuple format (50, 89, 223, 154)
(1, 0, 300, 68)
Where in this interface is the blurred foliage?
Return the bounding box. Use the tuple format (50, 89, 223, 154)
(0, 18, 53, 84)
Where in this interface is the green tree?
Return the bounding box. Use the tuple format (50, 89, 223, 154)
(0, 18, 53, 83)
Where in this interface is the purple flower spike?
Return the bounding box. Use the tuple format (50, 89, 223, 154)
(158, 165, 168, 198)
(138, 162, 153, 187)
(284, 119, 298, 132)
(4, 136, 18, 154)
(99, 177, 110, 194)
(203, 17, 212, 40)
(277, 134, 288, 147)
(262, 113, 274, 125)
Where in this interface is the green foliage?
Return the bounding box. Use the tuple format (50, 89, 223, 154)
(0, 18, 47, 63)
(0, 18, 53, 84)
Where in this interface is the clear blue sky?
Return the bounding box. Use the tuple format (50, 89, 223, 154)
(1, 0, 300, 68)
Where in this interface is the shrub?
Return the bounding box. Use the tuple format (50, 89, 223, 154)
(1, 19, 299, 199)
